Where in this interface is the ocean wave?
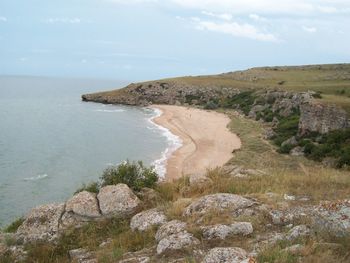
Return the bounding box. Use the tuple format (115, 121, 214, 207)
(94, 109, 125, 113)
(23, 174, 49, 181)
(147, 108, 182, 178)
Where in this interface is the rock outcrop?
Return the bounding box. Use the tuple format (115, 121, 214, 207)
(202, 222, 253, 240)
(202, 247, 249, 263)
(16, 203, 65, 242)
(299, 102, 349, 135)
(130, 209, 167, 231)
(65, 191, 101, 218)
(97, 184, 140, 217)
(184, 193, 256, 216)
(156, 231, 200, 255)
(155, 220, 187, 242)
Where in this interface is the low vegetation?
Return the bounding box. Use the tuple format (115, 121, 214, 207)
(3, 217, 24, 233)
(74, 160, 158, 194)
(100, 160, 158, 191)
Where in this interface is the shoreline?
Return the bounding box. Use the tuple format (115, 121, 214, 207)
(149, 105, 241, 181)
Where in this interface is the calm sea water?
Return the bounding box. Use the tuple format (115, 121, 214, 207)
(0, 76, 172, 227)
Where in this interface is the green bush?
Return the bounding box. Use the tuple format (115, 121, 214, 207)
(221, 91, 256, 115)
(278, 143, 294, 154)
(100, 161, 158, 191)
(4, 217, 25, 233)
(273, 114, 300, 146)
(301, 129, 350, 168)
(74, 182, 100, 194)
(204, 101, 218, 110)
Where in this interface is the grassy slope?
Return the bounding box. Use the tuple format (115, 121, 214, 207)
(167, 64, 350, 110)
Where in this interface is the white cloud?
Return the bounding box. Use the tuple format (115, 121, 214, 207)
(194, 18, 278, 42)
(302, 26, 317, 33)
(44, 18, 81, 24)
(0, 16, 7, 22)
(249, 14, 268, 22)
(201, 11, 232, 21)
(109, 0, 158, 3)
(171, 0, 350, 15)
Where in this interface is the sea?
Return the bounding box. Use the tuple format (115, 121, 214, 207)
(0, 76, 181, 227)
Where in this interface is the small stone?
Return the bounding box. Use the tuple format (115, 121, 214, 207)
(283, 244, 304, 255)
(69, 248, 96, 263)
(286, 225, 310, 240)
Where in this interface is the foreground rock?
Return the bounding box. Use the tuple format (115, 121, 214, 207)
(184, 193, 256, 216)
(202, 222, 253, 240)
(130, 209, 167, 231)
(202, 247, 250, 263)
(65, 191, 101, 218)
(156, 231, 200, 255)
(312, 200, 350, 237)
(97, 184, 140, 217)
(16, 203, 65, 242)
(155, 220, 187, 242)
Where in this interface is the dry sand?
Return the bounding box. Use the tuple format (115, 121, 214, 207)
(150, 105, 241, 181)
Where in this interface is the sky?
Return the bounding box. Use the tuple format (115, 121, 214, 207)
(0, 0, 349, 81)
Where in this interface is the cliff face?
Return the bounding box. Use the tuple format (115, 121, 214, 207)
(299, 102, 350, 135)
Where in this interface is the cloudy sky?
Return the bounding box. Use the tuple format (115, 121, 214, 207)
(0, 0, 349, 81)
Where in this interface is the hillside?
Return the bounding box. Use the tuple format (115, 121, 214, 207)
(82, 63, 350, 113)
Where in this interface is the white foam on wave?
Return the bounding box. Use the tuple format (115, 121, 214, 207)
(147, 108, 182, 179)
(94, 109, 125, 113)
(23, 174, 49, 181)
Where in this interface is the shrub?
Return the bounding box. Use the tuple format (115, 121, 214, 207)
(204, 101, 218, 110)
(74, 182, 100, 194)
(4, 217, 25, 233)
(221, 91, 256, 115)
(273, 114, 300, 146)
(100, 161, 158, 191)
(278, 143, 294, 154)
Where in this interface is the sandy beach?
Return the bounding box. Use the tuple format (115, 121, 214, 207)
(151, 105, 241, 181)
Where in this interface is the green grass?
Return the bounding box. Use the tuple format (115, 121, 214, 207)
(3, 217, 25, 233)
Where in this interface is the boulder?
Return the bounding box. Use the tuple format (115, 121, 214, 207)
(65, 191, 101, 218)
(155, 220, 187, 242)
(16, 203, 65, 242)
(156, 231, 200, 255)
(299, 102, 349, 135)
(184, 194, 256, 216)
(202, 247, 249, 263)
(130, 209, 167, 231)
(202, 222, 253, 240)
(97, 184, 140, 217)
